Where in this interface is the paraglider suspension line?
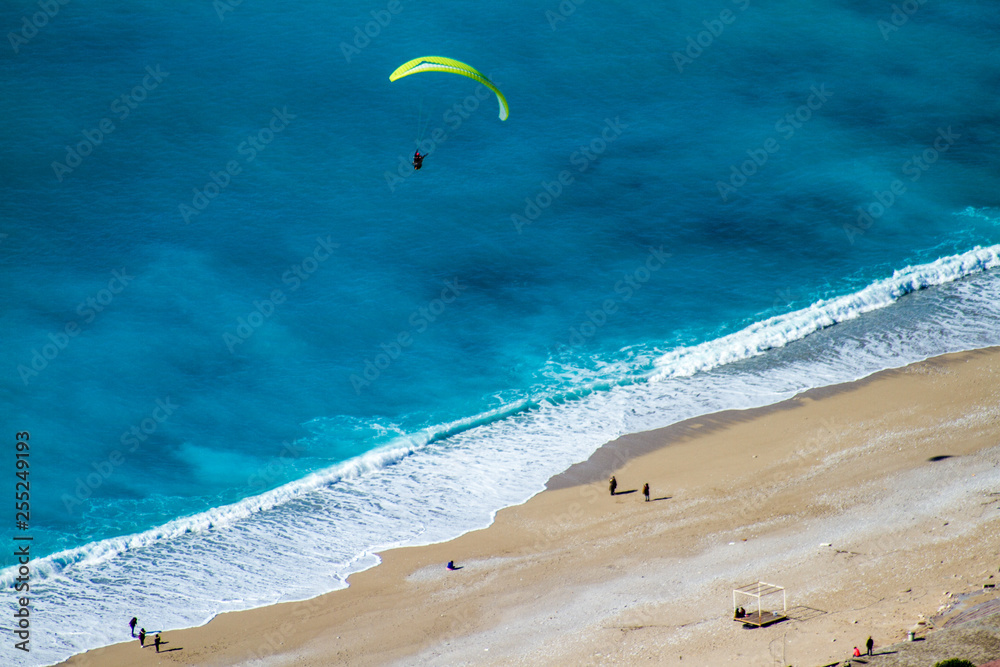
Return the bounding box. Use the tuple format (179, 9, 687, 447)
(415, 97, 433, 144)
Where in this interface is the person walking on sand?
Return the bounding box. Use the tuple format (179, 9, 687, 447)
(138, 628, 146, 647)
(609, 475, 617, 496)
(866, 636, 873, 655)
(642, 482, 650, 501)
(129, 617, 137, 637)
(155, 633, 161, 653)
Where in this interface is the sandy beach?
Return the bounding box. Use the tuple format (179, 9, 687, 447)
(62, 347, 1000, 667)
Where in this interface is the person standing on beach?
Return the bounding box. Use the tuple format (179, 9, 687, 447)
(609, 476, 617, 496)
(129, 617, 137, 637)
(155, 633, 161, 653)
(138, 628, 146, 647)
(866, 636, 874, 655)
(642, 483, 650, 501)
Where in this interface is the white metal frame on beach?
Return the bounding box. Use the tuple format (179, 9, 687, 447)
(733, 580, 787, 624)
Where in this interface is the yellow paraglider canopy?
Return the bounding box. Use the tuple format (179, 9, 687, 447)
(389, 57, 509, 121)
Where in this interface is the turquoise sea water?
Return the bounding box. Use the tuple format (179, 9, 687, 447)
(2, 0, 1000, 663)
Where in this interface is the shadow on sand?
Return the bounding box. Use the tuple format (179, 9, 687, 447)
(785, 605, 826, 622)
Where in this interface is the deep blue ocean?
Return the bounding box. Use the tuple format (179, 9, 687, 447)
(2, 0, 1000, 663)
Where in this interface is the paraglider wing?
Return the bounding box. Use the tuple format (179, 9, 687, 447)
(389, 57, 509, 121)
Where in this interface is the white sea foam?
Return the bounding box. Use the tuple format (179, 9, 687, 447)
(649, 244, 1000, 381)
(7, 246, 1000, 666)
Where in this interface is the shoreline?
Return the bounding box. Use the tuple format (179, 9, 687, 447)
(546, 361, 906, 492)
(61, 346, 1000, 666)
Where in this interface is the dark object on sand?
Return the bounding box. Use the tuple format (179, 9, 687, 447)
(138, 628, 146, 647)
(609, 476, 617, 496)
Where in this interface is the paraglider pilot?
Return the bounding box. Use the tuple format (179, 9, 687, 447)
(413, 150, 424, 170)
